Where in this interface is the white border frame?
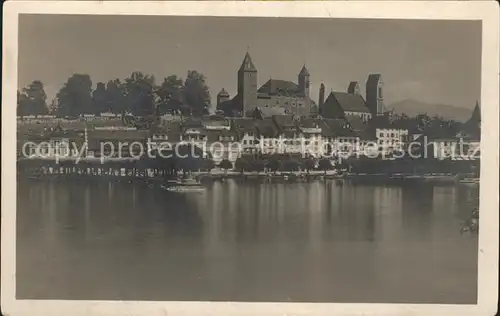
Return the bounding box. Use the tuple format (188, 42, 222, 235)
(2, 2, 499, 315)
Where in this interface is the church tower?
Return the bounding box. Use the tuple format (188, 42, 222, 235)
(217, 88, 230, 108)
(348, 81, 361, 95)
(318, 83, 325, 108)
(298, 65, 310, 98)
(366, 74, 385, 115)
(237, 52, 258, 116)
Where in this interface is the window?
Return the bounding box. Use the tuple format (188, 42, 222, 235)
(378, 87, 383, 98)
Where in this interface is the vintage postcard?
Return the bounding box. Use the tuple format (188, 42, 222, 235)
(2, 1, 499, 315)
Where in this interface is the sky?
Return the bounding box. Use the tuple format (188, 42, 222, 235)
(18, 14, 482, 110)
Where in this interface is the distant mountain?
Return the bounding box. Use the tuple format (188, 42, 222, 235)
(387, 99, 473, 122)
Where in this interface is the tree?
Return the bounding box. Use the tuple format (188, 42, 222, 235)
(301, 158, 315, 173)
(250, 159, 266, 173)
(123, 72, 156, 116)
(183, 70, 211, 116)
(105, 79, 127, 114)
(203, 159, 215, 172)
(282, 159, 300, 172)
(19, 80, 48, 116)
(318, 158, 333, 174)
(235, 157, 249, 174)
(156, 75, 184, 115)
(92, 82, 108, 114)
(56, 74, 93, 117)
(218, 159, 233, 174)
(266, 157, 281, 174)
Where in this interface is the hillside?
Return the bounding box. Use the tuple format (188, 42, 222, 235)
(388, 99, 473, 122)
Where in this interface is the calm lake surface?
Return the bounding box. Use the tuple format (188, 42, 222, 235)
(17, 179, 478, 303)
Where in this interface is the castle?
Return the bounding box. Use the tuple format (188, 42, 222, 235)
(217, 51, 386, 120)
(217, 52, 315, 117)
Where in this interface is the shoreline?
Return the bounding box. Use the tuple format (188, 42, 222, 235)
(18, 169, 479, 186)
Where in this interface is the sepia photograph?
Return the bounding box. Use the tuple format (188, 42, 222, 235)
(2, 2, 499, 316)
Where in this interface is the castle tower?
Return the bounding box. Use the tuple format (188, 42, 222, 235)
(318, 83, 325, 108)
(366, 74, 385, 115)
(217, 88, 230, 107)
(237, 52, 258, 116)
(348, 81, 361, 95)
(298, 65, 310, 98)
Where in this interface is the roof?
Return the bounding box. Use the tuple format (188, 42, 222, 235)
(322, 118, 357, 137)
(299, 65, 310, 76)
(345, 115, 370, 132)
(231, 118, 257, 138)
(347, 81, 360, 94)
(462, 102, 481, 137)
(367, 74, 382, 85)
(217, 88, 230, 97)
(320, 91, 370, 118)
(258, 79, 299, 96)
(298, 117, 323, 129)
(232, 118, 256, 130)
(272, 114, 297, 128)
(248, 106, 286, 118)
(254, 118, 280, 138)
(239, 52, 257, 72)
(331, 92, 370, 113)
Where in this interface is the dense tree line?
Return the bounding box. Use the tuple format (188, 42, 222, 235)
(17, 71, 211, 118)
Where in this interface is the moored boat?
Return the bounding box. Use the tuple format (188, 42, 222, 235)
(161, 178, 206, 193)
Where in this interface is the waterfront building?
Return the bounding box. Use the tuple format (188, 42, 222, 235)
(152, 117, 241, 165)
(375, 127, 409, 154)
(231, 118, 260, 154)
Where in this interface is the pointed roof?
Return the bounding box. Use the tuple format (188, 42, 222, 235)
(299, 64, 310, 76)
(217, 88, 229, 97)
(469, 101, 481, 123)
(324, 91, 370, 113)
(239, 52, 257, 72)
(461, 101, 481, 139)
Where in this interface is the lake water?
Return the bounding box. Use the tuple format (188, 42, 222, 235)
(16, 179, 478, 303)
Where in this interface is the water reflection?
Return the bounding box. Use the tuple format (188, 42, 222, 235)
(17, 179, 478, 303)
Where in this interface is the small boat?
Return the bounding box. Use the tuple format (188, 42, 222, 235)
(161, 178, 206, 193)
(164, 186, 206, 193)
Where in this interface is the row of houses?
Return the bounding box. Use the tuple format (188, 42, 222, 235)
(18, 104, 481, 166)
